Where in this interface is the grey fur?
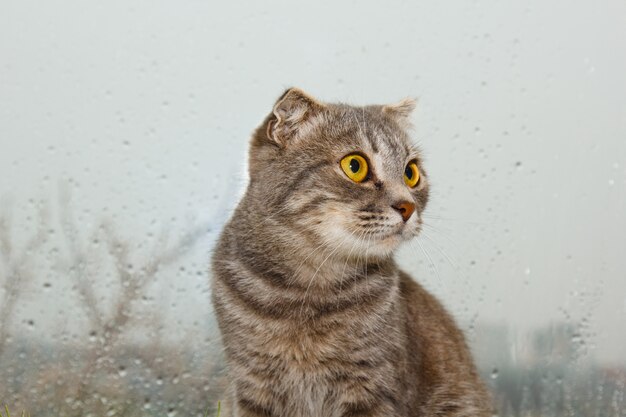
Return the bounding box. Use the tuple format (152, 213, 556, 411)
(211, 88, 491, 417)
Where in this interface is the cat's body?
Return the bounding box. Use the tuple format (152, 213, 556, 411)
(211, 89, 491, 416)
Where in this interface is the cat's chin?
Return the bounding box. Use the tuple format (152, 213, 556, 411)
(368, 235, 404, 258)
(372, 229, 420, 255)
(313, 214, 420, 259)
(316, 228, 409, 260)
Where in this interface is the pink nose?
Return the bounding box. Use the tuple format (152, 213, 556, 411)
(392, 201, 415, 222)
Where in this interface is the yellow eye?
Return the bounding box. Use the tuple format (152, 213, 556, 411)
(404, 161, 420, 187)
(340, 154, 368, 183)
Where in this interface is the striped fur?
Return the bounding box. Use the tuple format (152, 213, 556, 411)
(211, 89, 491, 416)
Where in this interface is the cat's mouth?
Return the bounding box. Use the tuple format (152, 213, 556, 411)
(312, 206, 420, 259)
(362, 220, 418, 247)
(379, 225, 414, 241)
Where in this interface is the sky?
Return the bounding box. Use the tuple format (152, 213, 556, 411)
(0, 0, 625, 365)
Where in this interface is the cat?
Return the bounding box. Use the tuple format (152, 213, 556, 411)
(211, 88, 491, 417)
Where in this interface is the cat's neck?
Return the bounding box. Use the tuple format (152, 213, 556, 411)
(229, 198, 397, 291)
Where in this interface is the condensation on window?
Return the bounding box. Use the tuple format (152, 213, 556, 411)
(0, 1, 624, 415)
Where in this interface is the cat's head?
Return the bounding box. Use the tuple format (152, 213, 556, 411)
(247, 88, 429, 260)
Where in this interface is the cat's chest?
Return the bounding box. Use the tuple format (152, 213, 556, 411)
(239, 282, 398, 368)
(262, 318, 353, 364)
(275, 367, 339, 417)
(254, 318, 396, 417)
(238, 321, 345, 416)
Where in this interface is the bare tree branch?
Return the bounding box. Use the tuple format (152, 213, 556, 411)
(57, 186, 111, 335)
(55, 188, 210, 405)
(0, 204, 48, 357)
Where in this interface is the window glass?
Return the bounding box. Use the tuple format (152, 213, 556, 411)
(1, 1, 624, 415)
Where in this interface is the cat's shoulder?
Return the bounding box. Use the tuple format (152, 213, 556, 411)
(398, 270, 466, 343)
(398, 270, 448, 314)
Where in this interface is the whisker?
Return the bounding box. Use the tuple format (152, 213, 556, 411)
(420, 221, 462, 255)
(338, 228, 367, 296)
(298, 230, 355, 317)
(421, 213, 487, 226)
(419, 229, 460, 272)
(352, 230, 369, 306)
(411, 238, 441, 282)
(286, 237, 331, 287)
(365, 229, 373, 298)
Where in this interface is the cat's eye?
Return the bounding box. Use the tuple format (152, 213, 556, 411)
(404, 161, 420, 188)
(340, 154, 368, 183)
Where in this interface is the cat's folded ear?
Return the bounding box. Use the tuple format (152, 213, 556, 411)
(266, 88, 325, 146)
(382, 97, 417, 129)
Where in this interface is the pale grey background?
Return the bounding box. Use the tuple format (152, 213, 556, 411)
(1, 0, 625, 414)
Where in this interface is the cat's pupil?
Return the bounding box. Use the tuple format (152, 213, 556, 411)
(405, 165, 413, 179)
(349, 159, 360, 173)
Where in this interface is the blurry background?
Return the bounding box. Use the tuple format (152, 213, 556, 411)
(1, 0, 625, 415)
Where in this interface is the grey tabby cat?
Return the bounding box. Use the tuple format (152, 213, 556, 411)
(211, 88, 491, 417)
